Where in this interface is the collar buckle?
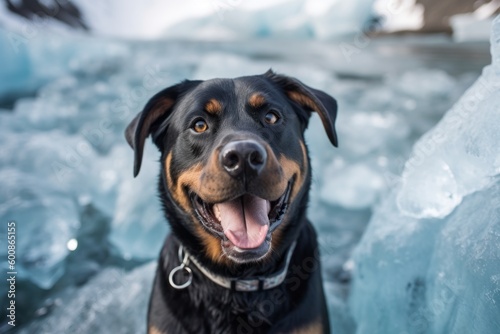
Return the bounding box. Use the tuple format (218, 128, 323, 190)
(168, 246, 193, 289)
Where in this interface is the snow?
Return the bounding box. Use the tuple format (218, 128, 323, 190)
(349, 15, 500, 334)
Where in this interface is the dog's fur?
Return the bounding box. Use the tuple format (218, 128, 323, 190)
(125, 70, 338, 334)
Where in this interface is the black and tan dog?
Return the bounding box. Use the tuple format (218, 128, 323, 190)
(125, 70, 338, 334)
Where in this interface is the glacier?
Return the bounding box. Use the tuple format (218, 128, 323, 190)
(349, 15, 500, 334)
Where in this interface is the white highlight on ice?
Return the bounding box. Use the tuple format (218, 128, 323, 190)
(67, 238, 78, 251)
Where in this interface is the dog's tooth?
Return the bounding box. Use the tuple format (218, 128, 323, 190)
(214, 205, 221, 220)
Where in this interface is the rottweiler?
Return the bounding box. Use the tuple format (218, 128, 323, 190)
(125, 70, 338, 334)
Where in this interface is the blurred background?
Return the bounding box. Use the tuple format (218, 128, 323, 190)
(1, 1, 499, 333)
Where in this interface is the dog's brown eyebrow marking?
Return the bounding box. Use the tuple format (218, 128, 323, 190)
(248, 93, 266, 108)
(205, 98, 222, 115)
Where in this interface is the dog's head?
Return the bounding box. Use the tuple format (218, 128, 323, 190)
(125, 70, 337, 265)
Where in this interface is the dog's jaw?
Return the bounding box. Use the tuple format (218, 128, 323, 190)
(189, 181, 292, 263)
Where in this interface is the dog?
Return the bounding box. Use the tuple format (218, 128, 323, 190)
(125, 70, 338, 334)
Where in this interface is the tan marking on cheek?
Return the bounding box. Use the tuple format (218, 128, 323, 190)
(194, 225, 229, 264)
(148, 325, 165, 334)
(248, 93, 266, 108)
(270, 142, 308, 251)
(278, 155, 305, 202)
(205, 98, 222, 115)
(164, 153, 203, 212)
(278, 139, 308, 202)
(270, 223, 285, 253)
(299, 140, 309, 176)
(290, 318, 323, 334)
(167, 153, 228, 264)
(165, 152, 173, 188)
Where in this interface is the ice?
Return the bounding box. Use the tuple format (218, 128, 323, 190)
(0, 28, 33, 99)
(390, 70, 456, 101)
(349, 15, 500, 334)
(0, 8, 494, 331)
(0, 169, 80, 289)
(450, 1, 499, 42)
(350, 182, 500, 334)
(18, 262, 156, 334)
(164, 0, 376, 40)
(0, 33, 186, 288)
(0, 28, 128, 99)
(396, 17, 500, 219)
(336, 111, 410, 156)
(109, 145, 168, 260)
(1, 0, 377, 41)
(320, 162, 385, 209)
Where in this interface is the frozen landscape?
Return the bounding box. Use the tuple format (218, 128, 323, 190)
(0, 1, 499, 333)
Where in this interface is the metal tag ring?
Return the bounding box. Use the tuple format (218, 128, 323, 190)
(169, 265, 193, 289)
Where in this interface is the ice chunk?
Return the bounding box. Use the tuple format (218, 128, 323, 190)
(350, 15, 500, 334)
(350, 182, 500, 334)
(424, 184, 500, 333)
(19, 262, 156, 333)
(0, 169, 80, 289)
(397, 16, 500, 219)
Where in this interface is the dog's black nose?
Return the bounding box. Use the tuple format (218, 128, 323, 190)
(220, 140, 267, 178)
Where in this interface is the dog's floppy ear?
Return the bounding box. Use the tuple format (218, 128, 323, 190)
(125, 80, 201, 177)
(264, 69, 338, 147)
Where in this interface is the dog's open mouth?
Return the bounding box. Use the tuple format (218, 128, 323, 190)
(190, 182, 291, 261)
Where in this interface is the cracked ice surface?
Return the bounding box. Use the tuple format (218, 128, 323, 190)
(350, 16, 500, 334)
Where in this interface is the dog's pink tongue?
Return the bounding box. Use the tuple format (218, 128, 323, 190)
(214, 195, 270, 249)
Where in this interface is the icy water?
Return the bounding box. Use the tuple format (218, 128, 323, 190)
(0, 32, 494, 333)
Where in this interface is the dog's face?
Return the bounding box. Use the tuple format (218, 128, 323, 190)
(125, 70, 337, 264)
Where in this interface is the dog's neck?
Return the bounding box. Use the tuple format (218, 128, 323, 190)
(168, 240, 297, 292)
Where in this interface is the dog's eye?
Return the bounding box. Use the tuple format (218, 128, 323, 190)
(264, 111, 280, 125)
(192, 119, 208, 133)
